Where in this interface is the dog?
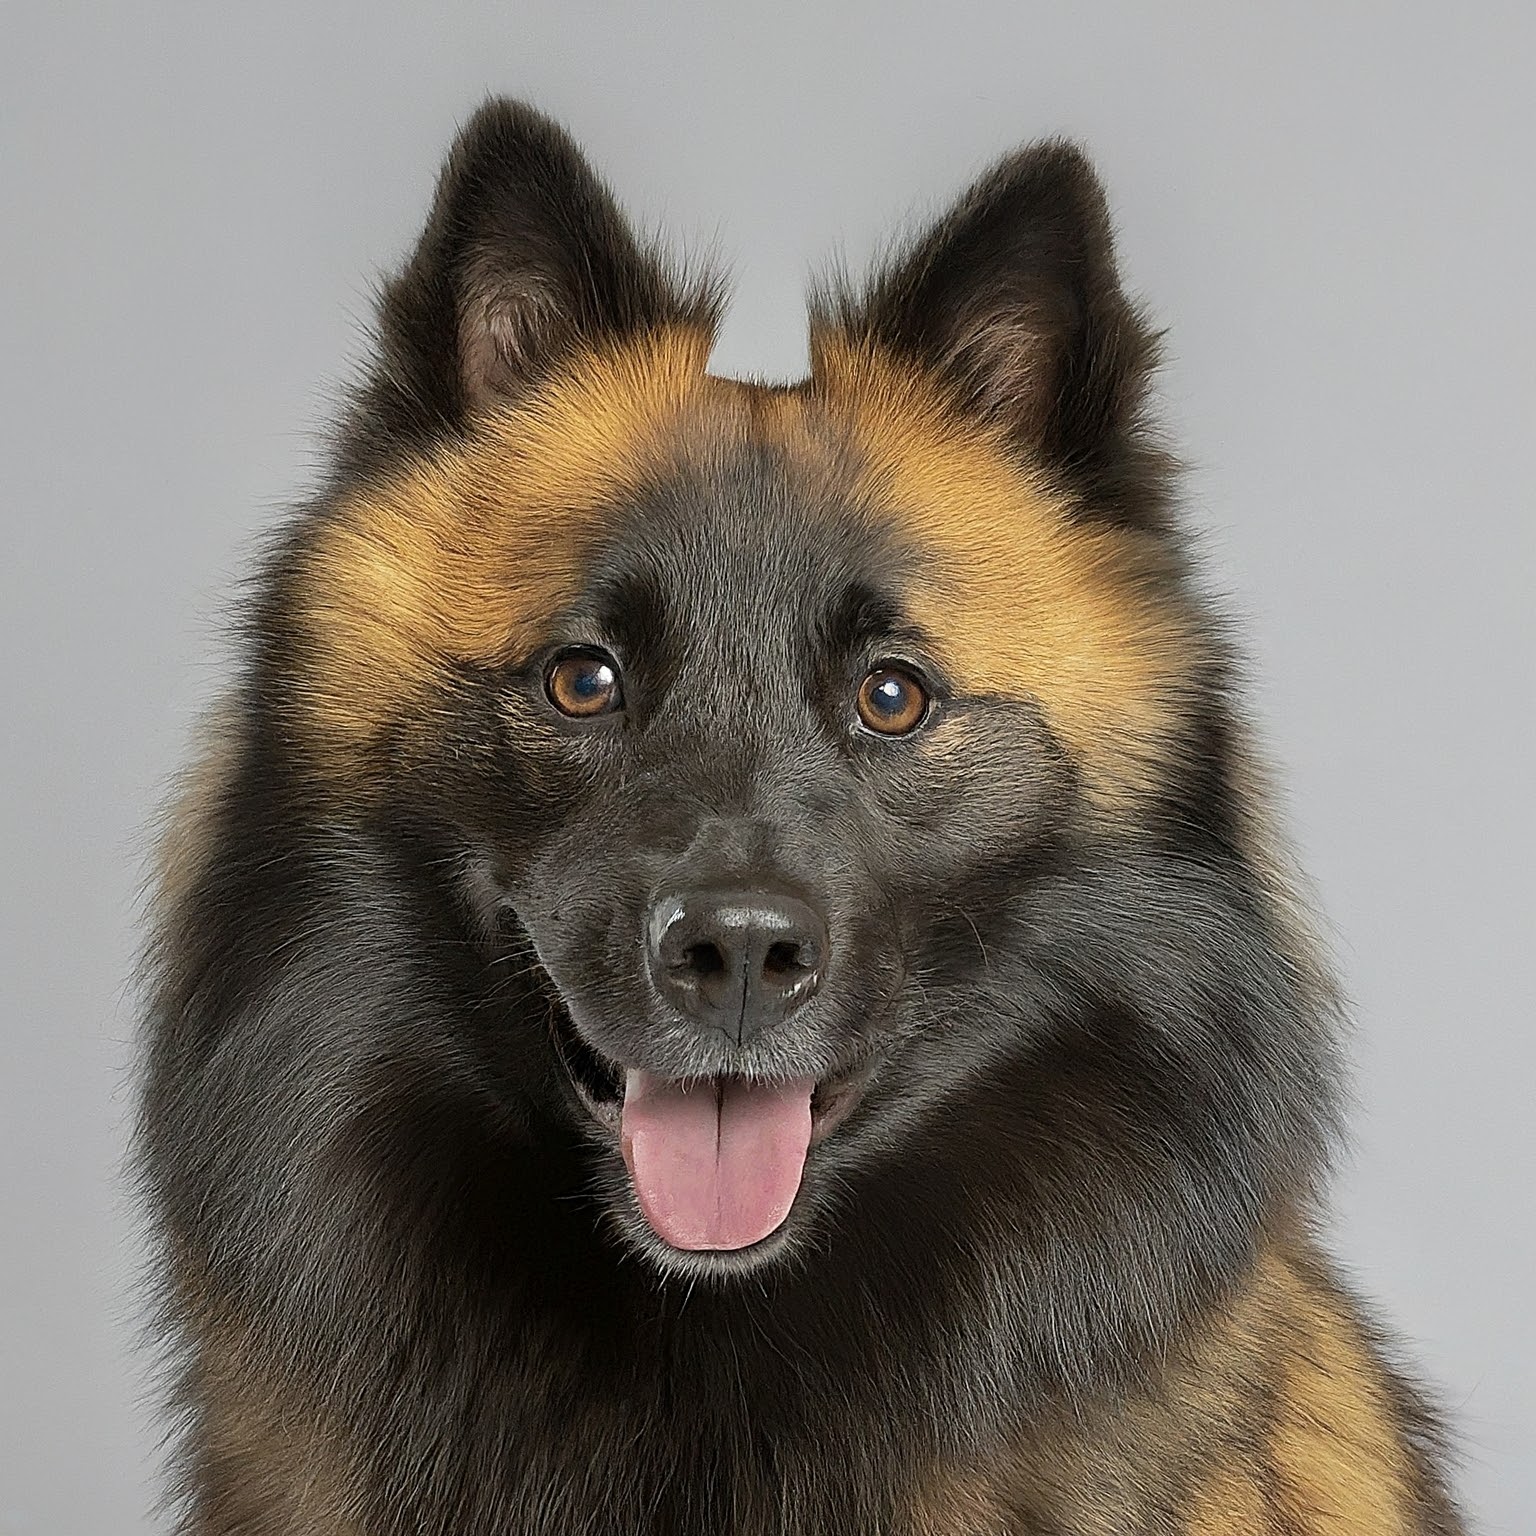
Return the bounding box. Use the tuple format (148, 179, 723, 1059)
(140, 98, 1464, 1533)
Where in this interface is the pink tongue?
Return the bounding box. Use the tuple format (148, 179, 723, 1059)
(621, 1070, 815, 1251)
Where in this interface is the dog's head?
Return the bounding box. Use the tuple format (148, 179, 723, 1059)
(273, 102, 1311, 1285)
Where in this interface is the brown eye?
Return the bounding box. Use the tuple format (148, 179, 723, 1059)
(856, 666, 929, 736)
(546, 650, 623, 718)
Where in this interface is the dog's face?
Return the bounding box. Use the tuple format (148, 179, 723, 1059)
(285, 106, 1207, 1278)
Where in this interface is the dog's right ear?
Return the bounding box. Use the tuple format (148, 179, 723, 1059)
(355, 99, 718, 459)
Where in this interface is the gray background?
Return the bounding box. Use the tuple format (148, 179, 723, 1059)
(2, 1, 1532, 1530)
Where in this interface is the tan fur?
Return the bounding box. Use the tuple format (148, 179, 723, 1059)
(1187, 1465, 1282, 1536)
(915, 1236, 1428, 1534)
(293, 325, 716, 767)
(149, 702, 242, 921)
(178, 1282, 363, 1536)
(911, 1471, 1014, 1536)
(810, 337, 1204, 812)
(1267, 1259, 1413, 1535)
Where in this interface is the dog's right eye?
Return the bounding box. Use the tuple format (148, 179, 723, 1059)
(546, 650, 624, 718)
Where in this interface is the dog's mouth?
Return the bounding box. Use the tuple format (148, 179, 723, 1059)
(548, 1007, 879, 1254)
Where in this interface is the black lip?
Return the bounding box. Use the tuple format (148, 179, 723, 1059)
(547, 1005, 624, 1126)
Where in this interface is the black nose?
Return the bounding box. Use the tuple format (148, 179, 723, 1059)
(646, 888, 829, 1045)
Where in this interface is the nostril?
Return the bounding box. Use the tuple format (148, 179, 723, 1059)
(763, 939, 810, 981)
(680, 940, 726, 979)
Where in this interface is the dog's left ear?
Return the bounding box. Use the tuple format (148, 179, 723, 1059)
(816, 142, 1167, 529)
(352, 98, 718, 464)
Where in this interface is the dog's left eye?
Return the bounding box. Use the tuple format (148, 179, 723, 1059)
(546, 650, 623, 717)
(856, 666, 929, 736)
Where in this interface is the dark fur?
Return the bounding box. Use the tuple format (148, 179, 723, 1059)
(139, 100, 1463, 1533)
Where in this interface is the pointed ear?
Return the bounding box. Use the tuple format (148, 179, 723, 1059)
(815, 142, 1167, 529)
(361, 99, 719, 453)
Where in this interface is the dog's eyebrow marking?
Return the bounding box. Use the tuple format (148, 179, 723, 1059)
(292, 325, 718, 773)
(801, 338, 1207, 813)
(818, 581, 911, 658)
